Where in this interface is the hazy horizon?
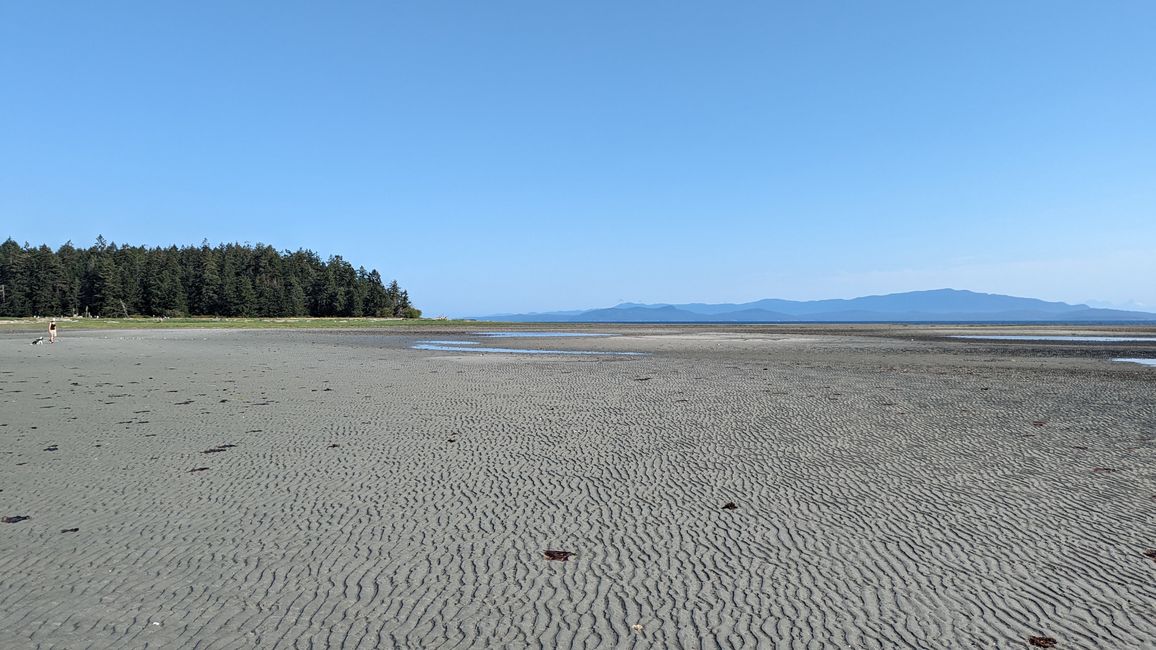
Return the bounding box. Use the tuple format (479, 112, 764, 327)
(4, 3, 1154, 316)
(471, 287, 1155, 319)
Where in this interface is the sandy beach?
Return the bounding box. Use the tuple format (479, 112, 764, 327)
(1, 325, 1154, 649)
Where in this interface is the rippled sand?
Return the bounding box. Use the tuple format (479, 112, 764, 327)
(1, 327, 1154, 649)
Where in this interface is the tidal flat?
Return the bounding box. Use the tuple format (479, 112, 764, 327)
(1, 325, 1154, 649)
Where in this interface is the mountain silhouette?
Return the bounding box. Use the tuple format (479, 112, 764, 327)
(477, 289, 1156, 322)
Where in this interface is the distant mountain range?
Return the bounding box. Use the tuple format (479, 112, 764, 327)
(476, 289, 1156, 323)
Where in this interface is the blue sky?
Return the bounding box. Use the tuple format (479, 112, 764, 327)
(3, 2, 1154, 316)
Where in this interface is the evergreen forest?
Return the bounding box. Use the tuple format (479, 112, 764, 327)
(0, 237, 419, 319)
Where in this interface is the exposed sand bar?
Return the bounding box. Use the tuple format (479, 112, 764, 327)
(1, 326, 1154, 648)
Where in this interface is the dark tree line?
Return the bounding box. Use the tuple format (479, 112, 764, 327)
(0, 237, 419, 319)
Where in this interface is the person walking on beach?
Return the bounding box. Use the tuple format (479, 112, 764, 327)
(48, 318, 57, 343)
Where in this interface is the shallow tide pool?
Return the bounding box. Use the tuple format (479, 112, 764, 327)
(413, 342, 644, 356)
(1114, 358, 1156, 366)
(950, 335, 1156, 342)
(475, 332, 615, 338)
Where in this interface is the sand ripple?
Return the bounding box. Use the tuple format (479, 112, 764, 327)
(0, 328, 1153, 648)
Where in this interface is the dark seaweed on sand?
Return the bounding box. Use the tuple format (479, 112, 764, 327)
(1028, 636, 1058, 648)
(543, 550, 574, 561)
(203, 443, 238, 454)
(3, 516, 30, 524)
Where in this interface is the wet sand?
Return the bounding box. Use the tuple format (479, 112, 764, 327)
(1, 325, 1154, 648)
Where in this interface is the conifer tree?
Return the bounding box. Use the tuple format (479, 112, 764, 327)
(0, 238, 417, 318)
(88, 256, 122, 317)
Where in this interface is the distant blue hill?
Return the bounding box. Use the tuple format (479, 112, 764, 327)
(476, 289, 1156, 323)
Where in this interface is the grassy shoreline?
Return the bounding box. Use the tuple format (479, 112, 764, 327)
(5, 317, 1155, 337)
(0, 316, 482, 332)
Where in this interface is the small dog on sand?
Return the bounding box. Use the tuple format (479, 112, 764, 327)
(31, 336, 44, 345)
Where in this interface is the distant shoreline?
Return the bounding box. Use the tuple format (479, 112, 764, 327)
(475, 319, 1156, 325)
(0, 316, 476, 332)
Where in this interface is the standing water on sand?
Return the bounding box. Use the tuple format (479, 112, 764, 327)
(950, 335, 1156, 342)
(412, 342, 643, 355)
(412, 331, 636, 354)
(475, 332, 615, 338)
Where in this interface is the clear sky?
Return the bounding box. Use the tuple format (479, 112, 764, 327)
(3, 2, 1154, 316)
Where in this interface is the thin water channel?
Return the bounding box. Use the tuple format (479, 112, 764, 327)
(412, 331, 644, 355)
